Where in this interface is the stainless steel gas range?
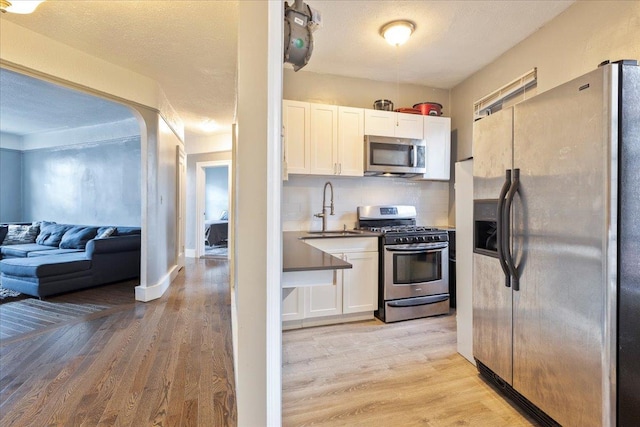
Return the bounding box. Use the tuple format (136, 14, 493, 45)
(357, 205, 450, 323)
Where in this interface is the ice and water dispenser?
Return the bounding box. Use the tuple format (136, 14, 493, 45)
(473, 200, 499, 257)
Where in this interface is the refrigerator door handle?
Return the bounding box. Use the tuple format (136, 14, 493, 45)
(503, 168, 520, 291)
(497, 169, 512, 287)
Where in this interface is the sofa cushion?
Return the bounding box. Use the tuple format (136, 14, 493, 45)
(36, 224, 73, 247)
(28, 248, 83, 257)
(114, 227, 141, 236)
(2, 224, 40, 245)
(0, 253, 90, 278)
(60, 226, 98, 249)
(1, 243, 58, 258)
(96, 226, 116, 239)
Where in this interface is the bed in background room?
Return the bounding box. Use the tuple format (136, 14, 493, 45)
(205, 211, 228, 247)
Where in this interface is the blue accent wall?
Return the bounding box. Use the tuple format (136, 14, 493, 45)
(22, 137, 141, 226)
(0, 148, 23, 222)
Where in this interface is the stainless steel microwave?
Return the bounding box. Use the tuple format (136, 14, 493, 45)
(364, 135, 426, 177)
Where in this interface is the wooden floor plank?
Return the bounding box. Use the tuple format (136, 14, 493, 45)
(282, 315, 539, 427)
(0, 259, 237, 427)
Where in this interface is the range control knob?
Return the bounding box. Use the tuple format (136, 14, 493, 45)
(394, 237, 402, 243)
(418, 236, 426, 242)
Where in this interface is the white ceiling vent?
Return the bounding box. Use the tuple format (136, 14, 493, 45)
(474, 68, 537, 121)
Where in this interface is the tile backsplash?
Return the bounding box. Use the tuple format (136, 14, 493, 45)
(282, 175, 450, 231)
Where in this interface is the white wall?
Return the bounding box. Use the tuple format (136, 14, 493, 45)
(186, 132, 232, 155)
(283, 175, 450, 231)
(236, 1, 282, 425)
(450, 0, 640, 160)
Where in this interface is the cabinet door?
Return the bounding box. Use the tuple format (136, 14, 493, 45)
(337, 106, 364, 176)
(342, 252, 378, 314)
(422, 116, 451, 180)
(310, 104, 338, 175)
(364, 109, 395, 137)
(395, 112, 424, 139)
(282, 287, 304, 321)
(304, 259, 343, 318)
(283, 100, 310, 174)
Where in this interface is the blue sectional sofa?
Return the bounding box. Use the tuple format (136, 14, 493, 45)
(0, 222, 141, 298)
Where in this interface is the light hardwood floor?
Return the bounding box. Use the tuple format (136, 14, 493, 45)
(0, 258, 236, 427)
(2, 258, 536, 427)
(282, 314, 538, 426)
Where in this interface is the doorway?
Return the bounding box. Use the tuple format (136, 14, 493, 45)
(196, 160, 232, 259)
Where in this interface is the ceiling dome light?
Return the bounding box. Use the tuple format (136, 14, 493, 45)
(0, 0, 45, 14)
(380, 20, 415, 46)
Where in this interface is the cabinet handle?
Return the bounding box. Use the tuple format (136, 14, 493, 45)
(339, 163, 342, 174)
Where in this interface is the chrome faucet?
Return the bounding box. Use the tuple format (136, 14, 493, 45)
(314, 181, 334, 231)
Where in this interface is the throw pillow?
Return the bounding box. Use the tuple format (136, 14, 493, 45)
(36, 224, 73, 247)
(96, 226, 116, 239)
(2, 224, 40, 245)
(60, 226, 99, 249)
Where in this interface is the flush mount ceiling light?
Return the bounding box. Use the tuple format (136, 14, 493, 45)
(0, 0, 45, 14)
(200, 119, 219, 133)
(380, 20, 415, 46)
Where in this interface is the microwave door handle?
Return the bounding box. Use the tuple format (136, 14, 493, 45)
(411, 146, 417, 167)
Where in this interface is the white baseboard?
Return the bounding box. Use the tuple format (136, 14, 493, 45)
(185, 248, 196, 258)
(135, 264, 179, 302)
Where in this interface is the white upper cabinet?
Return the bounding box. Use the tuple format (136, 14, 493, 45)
(416, 116, 451, 181)
(283, 100, 311, 175)
(364, 109, 423, 139)
(337, 106, 364, 176)
(283, 100, 364, 177)
(310, 104, 339, 175)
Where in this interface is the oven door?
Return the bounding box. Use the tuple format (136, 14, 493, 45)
(383, 243, 449, 300)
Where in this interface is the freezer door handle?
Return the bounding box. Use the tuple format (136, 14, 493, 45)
(497, 169, 512, 287)
(504, 168, 520, 291)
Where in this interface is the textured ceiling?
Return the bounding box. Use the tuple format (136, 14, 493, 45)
(0, 0, 574, 139)
(0, 68, 134, 136)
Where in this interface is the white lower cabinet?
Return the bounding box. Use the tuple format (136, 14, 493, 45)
(282, 287, 304, 321)
(282, 237, 378, 328)
(304, 268, 343, 318)
(342, 252, 378, 314)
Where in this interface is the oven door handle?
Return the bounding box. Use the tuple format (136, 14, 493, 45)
(387, 294, 449, 308)
(385, 247, 446, 254)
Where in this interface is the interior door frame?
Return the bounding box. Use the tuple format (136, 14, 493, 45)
(195, 159, 233, 258)
(176, 146, 186, 269)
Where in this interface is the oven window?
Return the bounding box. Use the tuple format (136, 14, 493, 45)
(393, 251, 442, 284)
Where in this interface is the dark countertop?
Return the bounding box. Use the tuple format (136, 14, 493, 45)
(282, 230, 379, 273)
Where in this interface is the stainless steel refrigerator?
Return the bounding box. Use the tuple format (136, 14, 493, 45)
(472, 60, 639, 427)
